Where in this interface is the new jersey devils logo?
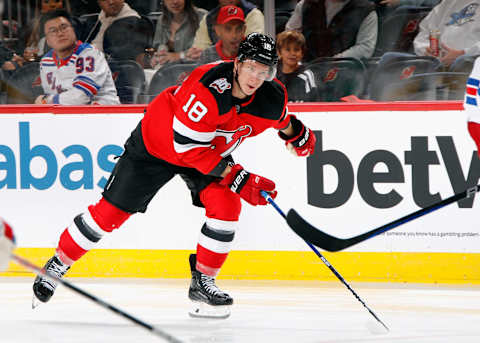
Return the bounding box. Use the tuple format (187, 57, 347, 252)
(215, 125, 253, 157)
(210, 78, 231, 93)
(400, 65, 416, 80)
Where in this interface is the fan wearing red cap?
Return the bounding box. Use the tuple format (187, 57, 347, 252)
(198, 5, 246, 64)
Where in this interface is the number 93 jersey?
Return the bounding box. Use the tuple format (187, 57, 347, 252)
(141, 61, 291, 175)
(39, 41, 120, 105)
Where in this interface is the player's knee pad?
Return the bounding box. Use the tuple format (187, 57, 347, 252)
(200, 183, 242, 221)
(88, 197, 131, 233)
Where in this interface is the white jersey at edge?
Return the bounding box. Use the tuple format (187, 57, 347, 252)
(39, 41, 120, 105)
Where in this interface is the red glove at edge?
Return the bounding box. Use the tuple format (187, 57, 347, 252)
(220, 164, 277, 206)
(278, 116, 316, 157)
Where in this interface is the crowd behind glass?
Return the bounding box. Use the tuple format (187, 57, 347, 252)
(0, 0, 476, 104)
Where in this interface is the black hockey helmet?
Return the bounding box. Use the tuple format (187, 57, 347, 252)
(237, 33, 278, 81)
(238, 32, 278, 67)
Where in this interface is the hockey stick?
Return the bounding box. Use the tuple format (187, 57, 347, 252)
(285, 185, 480, 252)
(260, 191, 389, 333)
(10, 253, 183, 343)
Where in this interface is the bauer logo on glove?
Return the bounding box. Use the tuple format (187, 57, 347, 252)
(279, 115, 316, 157)
(0, 218, 16, 272)
(221, 164, 277, 206)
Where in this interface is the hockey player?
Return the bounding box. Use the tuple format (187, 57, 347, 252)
(34, 10, 120, 105)
(32, 32, 316, 318)
(0, 218, 16, 272)
(465, 57, 480, 156)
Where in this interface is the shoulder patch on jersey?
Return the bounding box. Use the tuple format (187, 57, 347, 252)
(199, 62, 234, 115)
(209, 78, 231, 94)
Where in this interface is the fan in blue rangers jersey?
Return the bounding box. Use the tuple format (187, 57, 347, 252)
(34, 10, 120, 105)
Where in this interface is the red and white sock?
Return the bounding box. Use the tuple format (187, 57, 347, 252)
(195, 218, 237, 276)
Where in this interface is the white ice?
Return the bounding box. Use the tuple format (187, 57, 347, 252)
(1, 278, 479, 342)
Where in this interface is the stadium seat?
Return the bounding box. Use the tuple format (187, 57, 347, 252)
(108, 60, 146, 104)
(449, 55, 478, 74)
(370, 71, 469, 101)
(5, 62, 43, 104)
(374, 6, 432, 57)
(146, 63, 199, 102)
(368, 55, 439, 100)
(146, 11, 162, 30)
(304, 57, 367, 102)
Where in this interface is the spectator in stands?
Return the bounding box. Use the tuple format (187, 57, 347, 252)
(413, 1, 480, 67)
(34, 10, 119, 105)
(198, 5, 246, 64)
(276, 30, 318, 102)
(16, 0, 76, 61)
(82, 0, 150, 62)
(378, 0, 441, 8)
(150, 0, 207, 67)
(190, 0, 264, 57)
(285, 0, 378, 62)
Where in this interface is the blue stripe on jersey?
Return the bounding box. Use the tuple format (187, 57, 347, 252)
(41, 63, 56, 67)
(74, 84, 94, 97)
(43, 49, 54, 58)
(467, 78, 480, 87)
(466, 96, 478, 106)
(74, 75, 100, 90)
(74, 43, 93, 56)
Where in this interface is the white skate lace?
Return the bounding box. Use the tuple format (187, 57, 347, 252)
(200, 274, 223, 296)
(42, 259, 69, 289)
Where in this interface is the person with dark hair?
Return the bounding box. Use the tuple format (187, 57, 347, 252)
(13, 0, 82, 69)
(34, 10, 119, 105)
(286, 0, 378, 62)
(150, 0, 207, 67)
(198, 5, 246, 64)
(82, 0, 150, 62)
(31, 33, 316, 319)
(276, 30, 318, 102)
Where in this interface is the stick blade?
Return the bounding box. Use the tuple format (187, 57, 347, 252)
(286, 209, 347, 252)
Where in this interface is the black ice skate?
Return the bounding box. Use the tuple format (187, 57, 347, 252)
(32, 255, 70, 308)
(188, 253, 233, 319)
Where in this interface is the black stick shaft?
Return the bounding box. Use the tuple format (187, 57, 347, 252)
(287, 185, 480, 252)
(11, 254, 183, 343)
(261, 192, 389, 331)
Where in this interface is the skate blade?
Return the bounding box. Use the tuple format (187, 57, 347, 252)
(189, 301, 231, 319)
(32, 294, 41, 309)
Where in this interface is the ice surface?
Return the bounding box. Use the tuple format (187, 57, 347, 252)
(1, 278, 479, 342)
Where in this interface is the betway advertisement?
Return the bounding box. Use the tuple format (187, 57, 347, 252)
(1, 105, 479, 253)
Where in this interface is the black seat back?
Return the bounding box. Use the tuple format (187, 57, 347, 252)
(368, 56, 439, 100)
(6, 62, 43, 104)
(108, 60, 146, 104)
(147, 63, 199, 102)
(449, 55, 478, 74)
(374, 6, 432, 56)
(305, 57, 367, 101)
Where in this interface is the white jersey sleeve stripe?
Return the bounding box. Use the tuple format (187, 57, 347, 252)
(172, 115, 216, 142)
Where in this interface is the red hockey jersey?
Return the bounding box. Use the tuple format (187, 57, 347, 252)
(141, 62, 290, 175)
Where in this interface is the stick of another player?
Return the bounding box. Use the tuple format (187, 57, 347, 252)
(261, 192, 389, 334)
(0, 218, 182, 343)
(10, 254, 183, 343)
